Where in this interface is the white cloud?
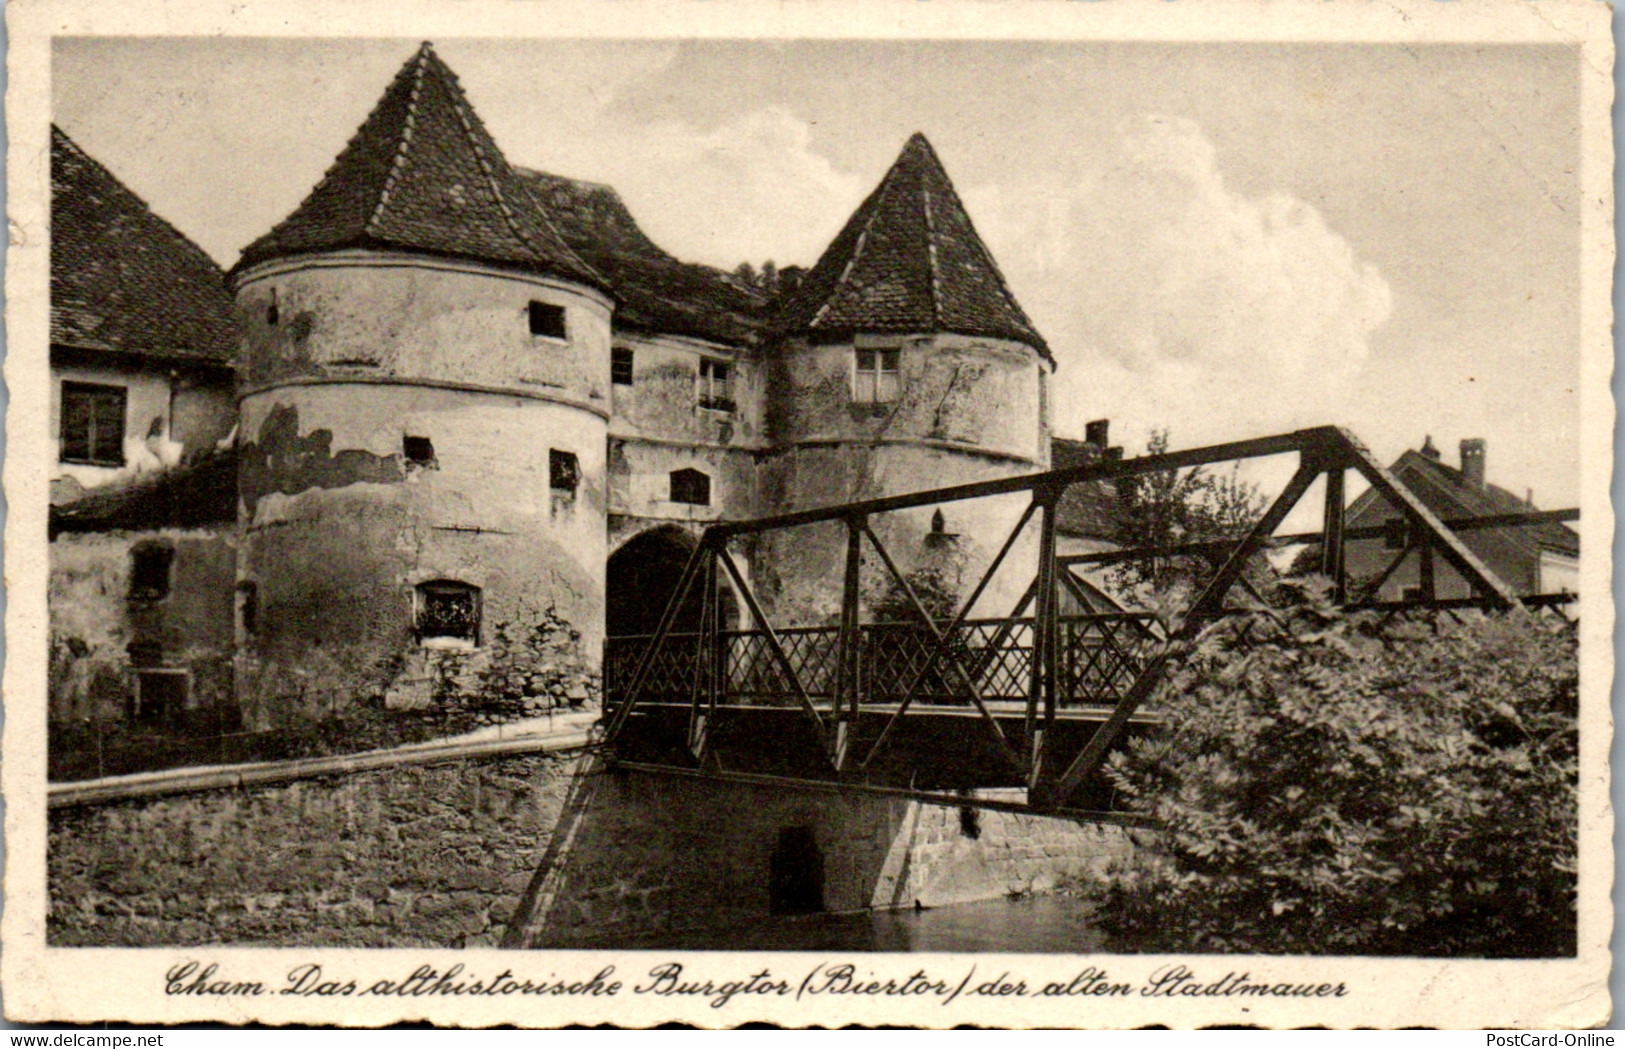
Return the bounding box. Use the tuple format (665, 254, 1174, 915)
(969, 116, 1392, 448)
(587, 106, 865, 269)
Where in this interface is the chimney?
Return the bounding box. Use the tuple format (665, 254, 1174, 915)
(1085, 419, 1110, 450)
(1460, 438, 1486, 488)
(1420, 435, 1441, 461)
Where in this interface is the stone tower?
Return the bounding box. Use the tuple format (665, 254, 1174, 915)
(760, 133, 1053, 623)
(228, 43, 614, 726)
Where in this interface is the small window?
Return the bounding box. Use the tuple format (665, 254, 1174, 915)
(670, 468, 711, 507)
(550, 449, 580, 493)
(237, 582, 258, 635)
(529, 300, 567, 339)
(266, 289, 279, 326)
(134, 669, 189, 725)
(60, 382, 127, 466)
(698, 358, 734, 412)
(129, 542, 174, 601)
(417, 580, 481, 647)
(854, 347, 901, 404)
(612, 347, 634, 386)
(403, 435, 436, 466)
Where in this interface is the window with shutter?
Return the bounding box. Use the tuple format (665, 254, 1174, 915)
(60, 382, 127, 466)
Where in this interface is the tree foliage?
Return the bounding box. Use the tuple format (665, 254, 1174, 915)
(1109, 429, 1267, 599)
(1099, 582, 1578, 957)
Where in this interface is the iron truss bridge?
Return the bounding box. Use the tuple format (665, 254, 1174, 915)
(602, 425, 1577, 819)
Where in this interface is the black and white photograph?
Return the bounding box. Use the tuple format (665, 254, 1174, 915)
(3, 0, 1614, 1028)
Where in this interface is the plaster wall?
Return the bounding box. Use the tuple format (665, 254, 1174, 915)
(234, 252, 614, 405)
(755, 444, 1040, 626)
(50, 528, 237, 723)
(766, 334, 1048, 464)
(606, 438, 759, 526)
(50, 365, 185, 494)
(608, 332, 764, 449)
(235, 382, 607, 728)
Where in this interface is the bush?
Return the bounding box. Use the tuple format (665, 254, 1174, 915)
(1100, 582, 1578, 957)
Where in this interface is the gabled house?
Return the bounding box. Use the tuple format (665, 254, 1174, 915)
(50, 125, 237, 505)
(49, 126, 241, 726)
(1342, 436, 1579, 603)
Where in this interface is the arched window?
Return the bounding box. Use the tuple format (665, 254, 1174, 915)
(670, 468, 710, 507)
(416, 580, 481, 648)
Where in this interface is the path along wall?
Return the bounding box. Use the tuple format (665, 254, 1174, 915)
(49, 748, 1130, 949)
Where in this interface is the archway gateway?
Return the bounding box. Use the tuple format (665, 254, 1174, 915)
(607, 526, 738, 639)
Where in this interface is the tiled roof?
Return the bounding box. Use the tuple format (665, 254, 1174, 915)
(517, 169, 767, 347)
(773, 133, 1050, 361)
(1051, 437, 1121, 540)
(51, 126, 237, 364)
(234, 43, 604, 292)
(1348, 448, 1579, 559)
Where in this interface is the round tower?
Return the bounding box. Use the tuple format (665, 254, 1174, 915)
(229, 43, 614, 727)
(761, 133, 1054, 624)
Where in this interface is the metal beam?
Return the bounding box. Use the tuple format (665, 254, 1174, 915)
(1330, 427, 1522, 609)
(856, 522, 1026, 776)
(1047, 457, 1324, 806)
(708, 429, 1325, 538)
(610, 759, 1157, 827)
(716, 546, 835, 766)
(604, 534, 708, 743)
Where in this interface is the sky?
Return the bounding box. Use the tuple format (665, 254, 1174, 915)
(53, 37, 1584, 509)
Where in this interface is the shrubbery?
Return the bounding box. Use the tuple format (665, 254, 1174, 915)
(1099, 581, 1578, 957)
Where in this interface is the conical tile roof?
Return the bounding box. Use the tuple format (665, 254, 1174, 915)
(51, 125, 237, 363)
(773, 133, 1048, 360)
(234, 43, 604, 292)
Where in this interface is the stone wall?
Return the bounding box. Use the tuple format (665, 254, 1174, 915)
(49, 751, 581, 948)
(518, 764, 1131, 948)
(49, 750, 1130, 950)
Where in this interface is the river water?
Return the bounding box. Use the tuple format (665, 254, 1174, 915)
(619, 894, 1109, 953)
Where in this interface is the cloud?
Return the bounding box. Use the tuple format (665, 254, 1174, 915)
(590, 106, 864, 269)
(968, 116, 1393, 446)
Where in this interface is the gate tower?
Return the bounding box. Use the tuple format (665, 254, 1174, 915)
(760, 133, 1054, 623)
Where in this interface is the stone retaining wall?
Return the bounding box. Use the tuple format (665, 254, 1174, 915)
(49, 749, 1131, 949)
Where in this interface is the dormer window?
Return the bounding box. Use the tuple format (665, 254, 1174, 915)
(698, 358, 734, 412)
(854, 346, 900, 404)
(529, 301, 567, 340)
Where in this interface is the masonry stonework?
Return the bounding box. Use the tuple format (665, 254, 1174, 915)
(49, 753, 1130, 948)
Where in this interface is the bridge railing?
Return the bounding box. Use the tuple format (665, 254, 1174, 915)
(605, 611, 1161, 712)
(602, 424, 1577, 812)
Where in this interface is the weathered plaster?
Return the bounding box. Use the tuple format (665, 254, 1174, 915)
(50, 528, 237, 722)
(234, 253, 613, 403)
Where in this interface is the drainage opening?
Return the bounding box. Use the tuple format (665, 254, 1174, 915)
(769, 826, 825, 916)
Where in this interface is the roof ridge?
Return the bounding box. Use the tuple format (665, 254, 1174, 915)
(920, 176, 944, 327)
(809, 151, 903, 332)
(366, 48, 430, 234)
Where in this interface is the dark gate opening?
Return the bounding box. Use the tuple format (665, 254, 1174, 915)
(769, 826, 825, 915)
(607, 526, 737, 638)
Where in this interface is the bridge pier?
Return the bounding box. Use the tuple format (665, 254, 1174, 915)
(511, 758, 1133, 949)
